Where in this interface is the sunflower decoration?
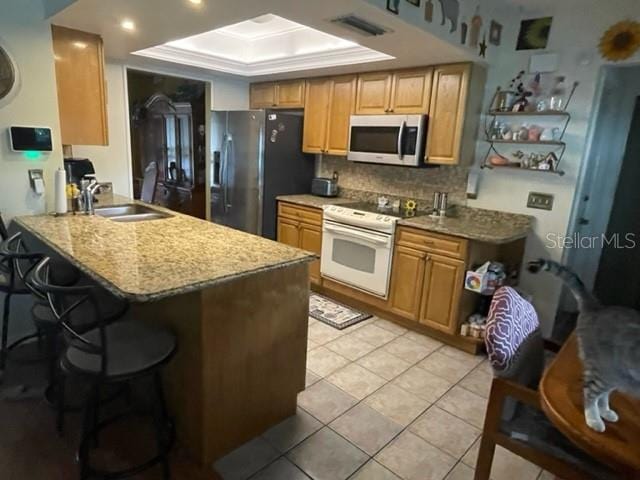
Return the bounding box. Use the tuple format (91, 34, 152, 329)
(599, 20, 640, 62)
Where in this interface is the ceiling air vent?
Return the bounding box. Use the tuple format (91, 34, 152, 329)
(331, 15, 391, 37)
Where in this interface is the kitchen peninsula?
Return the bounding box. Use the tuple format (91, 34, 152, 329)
(15, 197, 315, 467)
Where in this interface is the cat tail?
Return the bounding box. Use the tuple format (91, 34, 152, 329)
(527, 259, 600, 311)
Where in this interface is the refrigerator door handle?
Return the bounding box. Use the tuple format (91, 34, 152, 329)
(223, 134, 232, 212)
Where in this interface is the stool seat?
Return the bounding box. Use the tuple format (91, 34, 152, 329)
(63, 321, 176, 380)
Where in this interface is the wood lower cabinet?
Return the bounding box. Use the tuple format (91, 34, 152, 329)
(419, 254, 465, 333)
(52, 25, 108, 146)
(388, 245, 426, 320)
(388, 227, 467, 334)
(277, 202, 322, 285)
(250, 80, 305, 109)
(426, 64, 471, 165)
(302, 75, 356, 155)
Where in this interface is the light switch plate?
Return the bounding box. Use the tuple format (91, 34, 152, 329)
(527, 192, 554, 211)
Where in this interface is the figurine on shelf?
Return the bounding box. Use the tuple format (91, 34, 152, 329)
(544, 152, 559, 170)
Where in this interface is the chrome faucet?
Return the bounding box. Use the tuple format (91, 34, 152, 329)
(80, 179, 105, 215)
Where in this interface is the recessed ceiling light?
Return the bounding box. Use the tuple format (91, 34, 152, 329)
(188, 0, 203, 4)
(121, 19, 136, 31)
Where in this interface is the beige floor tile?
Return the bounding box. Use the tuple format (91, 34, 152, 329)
(357, 349, 412, 381)
(330, 403, 403, 455)
(297, 380, 358, 424)
(537, 471, 555, 480)
(373, 318, 408, 336)
(437, 345, 485, 369)
(392, 365, 454, 403)
(462, 439, 541, 480)
(352, 324, 399, 347)
(307, 346, 350, 377)
(213, 437, 280, 480)
(251, 458, 311, 480)
(403, 331, 444, 351)
(327, 363, 387, 400)
(418, 351, 477, 383)
(382, 336, 435, 364)
(262, 408, 322, 453)
(445, 462, 474, 480)
(308, 322, 345, 345)
(351, 460, 402, 479)
(409, 406, 480, 458)
(305, 370, 321, 388)
(287, 427, 368, 480)
(364, 383, 431, 427)
(325, 334, 378, 361)
(475, 359, 494, 375)
(459, 369, 493, 399)
(307, 338, 320, 351)
(376, 431, 457, 480)
(436, 386, 488, 429)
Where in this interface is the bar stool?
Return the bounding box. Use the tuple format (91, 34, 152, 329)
(30, 257, 177, 480)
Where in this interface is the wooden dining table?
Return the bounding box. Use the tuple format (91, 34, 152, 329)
(540, 334, 640, 478)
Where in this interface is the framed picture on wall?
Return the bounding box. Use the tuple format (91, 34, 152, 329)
(516, 17, 553, 50)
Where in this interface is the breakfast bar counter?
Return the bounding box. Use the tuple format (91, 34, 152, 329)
(15, 197, 314, 466)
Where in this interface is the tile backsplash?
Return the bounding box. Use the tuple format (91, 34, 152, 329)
(317, 156, 470, 208)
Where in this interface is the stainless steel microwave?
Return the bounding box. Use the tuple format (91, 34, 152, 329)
(347, 114, 427, 166)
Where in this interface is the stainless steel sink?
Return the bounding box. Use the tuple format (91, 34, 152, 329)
(95, 204, 172, 222)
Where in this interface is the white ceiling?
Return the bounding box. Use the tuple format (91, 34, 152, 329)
(134, 14, 393, 76)
(50, 0, 472, 81)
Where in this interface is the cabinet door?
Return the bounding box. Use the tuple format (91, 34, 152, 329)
(302, 79, 331, 154)
(277, 217, 300, 248)
(299, 222, 323, 285)
(355, 72, 393, 114)
(426, 64, 470, 165)
(388, 245, 426, 321)
(326, 75, 357, 156)
(250, 83, 277, 108)
(277, 80, 306, 108)
(52, 25, 108, 146)
(390, 68, 433, 114)
(419, 254, 465, 334)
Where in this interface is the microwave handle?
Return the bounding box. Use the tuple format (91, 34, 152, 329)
(397, 120, 406, 160)
(324, 223, 390, 245)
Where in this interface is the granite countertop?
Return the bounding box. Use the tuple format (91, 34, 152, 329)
(399, 206, 532, 244)
(15, 194, 315, 302)
(276, 194, 353, 209)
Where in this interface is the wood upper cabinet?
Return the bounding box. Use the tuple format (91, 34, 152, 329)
(388, 245, 427, 320)
(389, 68, 433, 114)
(52, 25, 108, 146)
(426, 64, 471, 165)
(302, 79, 331, 154)
(299, 223, 322, 284)
(302, 75, 356, 155)
(355, 72, 393, 114)
(419, 254, 465, 334)
(250, 83, 277, 108)
(250, 80, 305, 109)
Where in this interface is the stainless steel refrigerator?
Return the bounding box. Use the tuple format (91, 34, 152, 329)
(210, 110, 315, 239)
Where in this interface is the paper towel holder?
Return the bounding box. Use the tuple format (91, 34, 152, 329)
(28, 169, 44, 195)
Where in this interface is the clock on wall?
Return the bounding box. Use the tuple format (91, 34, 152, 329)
(0, 45, 16, 101)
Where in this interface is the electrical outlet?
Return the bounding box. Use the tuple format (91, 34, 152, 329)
(527, 192, 554, 211)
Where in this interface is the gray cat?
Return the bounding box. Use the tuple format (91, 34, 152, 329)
(528, 259, 640, 432)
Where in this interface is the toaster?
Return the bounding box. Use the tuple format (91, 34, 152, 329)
(311, 175, 339, 197)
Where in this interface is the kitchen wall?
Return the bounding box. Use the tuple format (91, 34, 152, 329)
(73, 60, 249, 198)
(0, 0, 63, 222)
(366, 0, 640, 334)
(317, 155, 469, 207)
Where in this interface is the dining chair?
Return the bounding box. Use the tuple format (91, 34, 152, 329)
(475, 286, 618, 480)
(29, 256, 177, 479)
(140, 161, 159, 204)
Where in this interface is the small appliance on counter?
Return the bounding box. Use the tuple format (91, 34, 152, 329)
(64, 158, 96, 188)
(311, 172, 339, 197)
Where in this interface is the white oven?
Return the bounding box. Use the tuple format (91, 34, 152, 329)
(347, 114, 427, 166)
(321, 217, 395, 298)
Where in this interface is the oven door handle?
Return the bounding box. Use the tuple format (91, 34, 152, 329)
(324, 224, 390, 245)
(397, 120, 406, 160)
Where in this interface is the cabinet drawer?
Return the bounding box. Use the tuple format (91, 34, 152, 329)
(396, 227, 466, 259)
(278, 202, 322, 226)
